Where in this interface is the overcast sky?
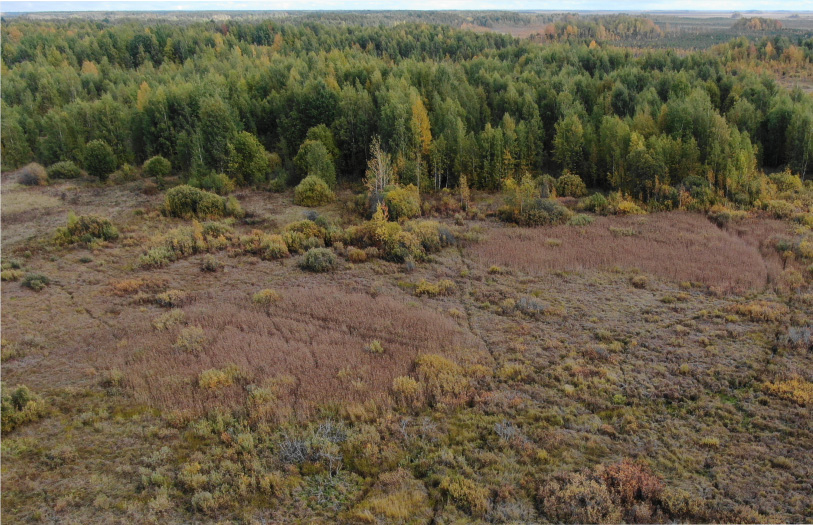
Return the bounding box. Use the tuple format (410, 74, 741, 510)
(3, 0, 811, 13)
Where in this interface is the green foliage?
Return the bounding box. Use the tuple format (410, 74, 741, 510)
(21, 273, 51, 291)
(294, 175, 335, 207)
(556, 171, 588, 197)
(54, 212, 119, 246)
(83, 140, 117, 181)
(294, 140, 336, 187)
(47, 160, 82, 179)
(143, 155, 171, 179)
(164, 185, 237, 219)
(383, 184, 421, 220)
(300, 247, 338, 272)
(1, 385, 47, 434)
(189, 172, 235, 195)
(227, 131, 270, 186)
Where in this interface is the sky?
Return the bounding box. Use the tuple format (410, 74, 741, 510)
(2, 0, 811, 13)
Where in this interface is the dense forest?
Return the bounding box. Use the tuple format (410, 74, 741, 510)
(2, 17, 812, 205)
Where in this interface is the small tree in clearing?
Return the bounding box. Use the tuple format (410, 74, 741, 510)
(365, 136, 396, 207)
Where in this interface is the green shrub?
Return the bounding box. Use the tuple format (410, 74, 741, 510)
(21, 273, 51, 291)
(301, 248, 337, 272)
(294, 175, 335, 207)
(501, 198, 572, 226)
(17, 163, 48, 186)
(556, 171, 587, 197)
(143, 155, 171, 179)
(294, 139, 336, 187)
(54, 212, 119, 246)
(189, 172, 235, 195)
(1, 385, 47, 434)
(1, 269, 24, 282)
(404, 220, 455, 253)
(769, 170, 803, 193)
(47, 160, 82, 179)
(174, 326, 206, 353)
(568, 213, 595, 226)
(384, 185, 421, 220)
(766, 199, 795, 219)
(83, 139, 117, 181)
(580, 193, 608, 214)
(239, 230, 289, 260)
(439, 476, 489, 516)
(164, 185, 230, 219)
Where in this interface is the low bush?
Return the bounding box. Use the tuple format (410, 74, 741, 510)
(404, 220, 455, 253)
(556, 171, 587, 197)
(763, 377, 813, 406)
(200, 255, 223, 272)
(568, 213, 595, 226)
(54, 212, 119, 246)
(238, 230, 289, 260)
(347, 247, 368, 263)
(500, 198, 573, 226)
(769, 170, 803, 193)
(143, 155, 171, 179)
(138, 221, 232, 268)
(439, 475, 490, 516)
(300, 248, 337, 272)
(1, 385, 47, 434)
(17, 163, 48, 186)
(1, 270, 24, 282)
(189, 172, 235, 195)
(47, 160, 82, 179)
(252, 289, 282, 305)
(294, 175, 335, 207)
(384, 184, 421, 220)
(414, 354, 470, 407)
(198, 365, 241, 389)
(21, 273, 50, 291)
(163, 185, 231, 220)
(174, 326, 206, 354)
(414, 279, 455, 297)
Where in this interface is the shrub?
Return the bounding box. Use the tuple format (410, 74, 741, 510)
(405, 220, 455, 253)
(143, 155, 171, 179)
(174, 326, 206, 353)
(54, 212, 119, 246)
(239, 231, 289, 260)
(365, 340, 385, 354)
(537, 472, 622, 524)
(83, 139, 117, 180)
(384, 185, 421, 220)
(155, 289, 190, 308)
(21, 273, 50, 291)
(294, 175, 335, 207)
(268, 177, 286, 192)
(1, 270, 24, 282)
(47, 160, 82, 179)
(568, 213, 594, 226)
(414, 279, 455, 297)
(439, 476, 490, 516)
(556, 171, 587, 197)
(17, 163, 48, 186)
(414, 354, 470, 407)
(301, 248, 337, 272)
(769, 170, 803, 193)
(152, 310, 185, 331)
(392, 376, 424, 410)
(1, 385, 47, 434)
(252, 289, 282, 305)
(142, 180, 159, 195)
(763, 377, 813, 406)
(766, 199, 795, 219)
(163, 185, 227, 219)
(200, 255, 223, 272)
(225, 196, 245, 219)
(580, 192, 608, 214)
(189, 172, 235, 195)
(198, 365, 241, 389)
(294, 139, 336, 187)
(110, 163, 140, 184)
(347, 247, 368, 263)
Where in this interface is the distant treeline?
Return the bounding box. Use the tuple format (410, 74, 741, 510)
(2, 18, 812, 202)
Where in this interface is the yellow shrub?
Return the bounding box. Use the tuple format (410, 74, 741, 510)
(198, 365, 241, 389)
(392, 376, 424, 410)
(414, 279, 455, 298)
(252, 289, 282, 305)
(763, 377, 813, 406)
(415, 354, 470, 407)
(439, 475, 489, 516)
(174, 326, 206, 353)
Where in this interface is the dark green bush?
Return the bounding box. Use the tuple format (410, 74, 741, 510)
(21, 273, 51, 291)
(83, 140, 117, 181)
(294, 175, 335, 207)
(47, 160, 82, 179)
(1, 385, 46, 434)
(164, 185, 233, 219)
(143, 155, 171, 178)
(300, 247, 337, 272)
(556, 171, 588, 197)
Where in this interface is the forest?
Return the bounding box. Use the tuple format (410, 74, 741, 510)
(1, 11, 813, 524)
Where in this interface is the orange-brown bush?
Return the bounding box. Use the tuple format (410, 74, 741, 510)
(472, 212, 772, 292)
(113, 284, 479, 419)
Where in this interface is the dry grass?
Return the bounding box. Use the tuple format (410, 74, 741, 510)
(113, 284, 478, 419)
(471, 212, 775, 292)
